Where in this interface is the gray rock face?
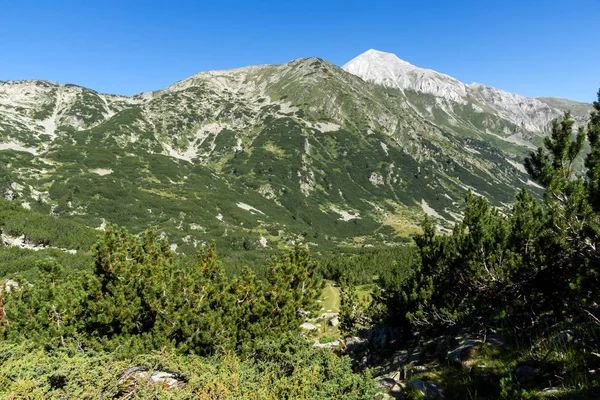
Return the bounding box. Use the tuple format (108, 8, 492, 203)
(343, 49, 592, 143)
(466, 83, 561, 133)
(537, 97, 593, 125)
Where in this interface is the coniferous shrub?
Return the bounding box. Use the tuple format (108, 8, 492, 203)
(2, 226, 324, 357)
(375, 93, 600, 334)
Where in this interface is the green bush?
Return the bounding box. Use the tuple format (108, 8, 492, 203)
(0, 338, 376, 399)
(3, 225, 324, 357)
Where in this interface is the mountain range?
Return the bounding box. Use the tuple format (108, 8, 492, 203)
(0, 50, 592, 253)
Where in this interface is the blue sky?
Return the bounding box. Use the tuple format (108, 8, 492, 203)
(1, 0, 598, 101)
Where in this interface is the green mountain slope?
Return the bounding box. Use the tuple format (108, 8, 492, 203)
(0, 57, 555, 252)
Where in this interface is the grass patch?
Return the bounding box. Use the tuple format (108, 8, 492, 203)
(320, 282, 341, 313)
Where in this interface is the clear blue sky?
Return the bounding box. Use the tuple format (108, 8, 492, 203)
(1, 0, 598, 102)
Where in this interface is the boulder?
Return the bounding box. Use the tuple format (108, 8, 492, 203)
(514, 360, 552, 387)
(344, 336, 368, 351)
(378, 375, 405, 393)
(118, 367, 185, 394)
(550, 330, 576, 346)
(320, 312, 338, 320)
(377, 377, 397, 389)
(300, 322, 318, 331)
(380, 393, 402, 400)
(329, 317, 340, 327)
(136, 371, 185, 389)
(376, 351, 409, 376)
(447, 339, 483, 365)
(0, 279, 18, 294)
(408, 379, 444, 399)
(537, 386, 566, 398)
(314, 338, 341, 348)
(388, 370, 404, 382)
(390, 382, 403, 393)
(484, 332, 506, 347)
(391, 349, 409, 365)
(4, 189, 16, 201)
(407, 346, 423, 365)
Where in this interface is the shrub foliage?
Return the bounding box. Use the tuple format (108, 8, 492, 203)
(3, 225, 324, 357)
(374, 98, 600, 332)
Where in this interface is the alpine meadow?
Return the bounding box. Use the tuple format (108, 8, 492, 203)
(1, 7, 600, 398)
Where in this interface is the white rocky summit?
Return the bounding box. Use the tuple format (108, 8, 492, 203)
(343, 49, 467, 103)
(342, 49, 579, 135)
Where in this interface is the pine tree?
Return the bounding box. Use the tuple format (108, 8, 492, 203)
(375, 102, 600, 332)
(523, 110, 599, 315)
(585, 90, 600, 210)
(3, 261, 88, 347)
(508, 188, 546, 267)
(339, 278, 362, 337)
(154, 243, 237, 355)
(85, 225, 174, 339)
(259, 245, 324, 340)
(525, 112, 585, 193)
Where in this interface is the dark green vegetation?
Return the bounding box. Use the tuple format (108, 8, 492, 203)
(0, 198, 95, 250)
(0, 225, 377, 398)
(346, 96, 600, 398)
(5, 226, 325, 356)
(318, 245, 418, 285)
(0, 197, 94, 280)
(0, 339, 375, 399)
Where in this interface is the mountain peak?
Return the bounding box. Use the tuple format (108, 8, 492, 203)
(342, 49, 415, 77)
(343, 49, 466, 102)
(357, 49, 413, 64)
(343, 49, 583, 134)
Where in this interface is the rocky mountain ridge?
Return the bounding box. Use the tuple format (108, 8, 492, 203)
(0, 53, 591, 253)
(343, 49, 591, 142)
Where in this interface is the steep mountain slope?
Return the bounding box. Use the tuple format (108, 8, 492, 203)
(0, 55, 569, 253)
(343, 49, 592, 150)
(537, 96, 594, 118)
(0, 80, 140, 153)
